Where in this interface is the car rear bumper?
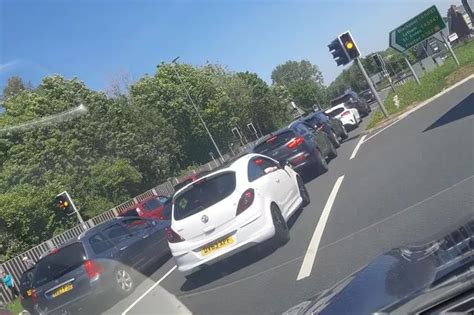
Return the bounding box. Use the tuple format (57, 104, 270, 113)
(34, 279, 106, 314)
(340, 115, 357, 126)
(171, 204, 275, 273)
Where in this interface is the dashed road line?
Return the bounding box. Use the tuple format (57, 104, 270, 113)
(296, 175, 345, 280)
(122, 265, 177, 315)
(349, 135, 366, 160)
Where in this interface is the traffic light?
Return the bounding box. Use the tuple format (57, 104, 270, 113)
(328, 38, 349, 66)
(55, 191, 74, 214)
(339, 31, 360, 60)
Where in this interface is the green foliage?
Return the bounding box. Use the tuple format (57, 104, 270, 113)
(271, 60, 327, 110)
(0, 64, 293, 260)
(6, 298, 22, 314)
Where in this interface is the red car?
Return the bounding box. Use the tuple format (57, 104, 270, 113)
(121, 195, 171, 220)
(173, 170, 211, 192)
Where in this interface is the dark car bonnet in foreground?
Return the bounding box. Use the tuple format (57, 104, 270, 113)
(284, 218, 474, 315)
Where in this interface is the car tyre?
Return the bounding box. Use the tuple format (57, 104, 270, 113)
(113, 266, 135, 296)
(297, 176, 310, 207)
(314, 148, 328, 175)
(328, 130, 340, 148)
(327, 141, 338, 160)
(340, 125, 349, 140)
(271, 204, 289, 246)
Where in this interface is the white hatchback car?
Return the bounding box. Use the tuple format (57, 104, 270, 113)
(325, 103, 361, 129)
(167, 153, 310, 275)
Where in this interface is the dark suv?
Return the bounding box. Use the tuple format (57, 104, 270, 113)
(331, 91, 371, 117)
(301, 111, 348, 148)
(252, 122, 336, 175)
(29, 217, 170, 315)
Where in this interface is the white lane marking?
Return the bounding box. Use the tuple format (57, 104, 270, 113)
(349, 135, 366, 160)
(297, 175, 345, 281)
(122, 265, 177, 315)
(364, 119, 400, 143)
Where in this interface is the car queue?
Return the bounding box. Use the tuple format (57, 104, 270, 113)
(17, 99, 368, 315)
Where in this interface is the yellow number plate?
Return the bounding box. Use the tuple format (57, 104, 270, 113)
(52, 283, 73, 298)
(200, 236, 234, 256)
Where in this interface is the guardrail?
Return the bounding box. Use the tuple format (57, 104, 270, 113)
(0, 143, 256, 305)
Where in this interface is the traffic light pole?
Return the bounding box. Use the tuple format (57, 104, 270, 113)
(64, 191, 87, 230)
(355, 58, 389, 118)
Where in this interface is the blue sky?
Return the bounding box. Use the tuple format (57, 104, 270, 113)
(1, 0, 455, 92)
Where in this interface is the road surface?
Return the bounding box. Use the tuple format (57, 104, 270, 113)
(97, 78, 473, 315)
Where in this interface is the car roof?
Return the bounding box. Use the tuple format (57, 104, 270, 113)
(254, 127, 296, 147)
(326, 103, 347, 112)
(172, 153, 271, 196)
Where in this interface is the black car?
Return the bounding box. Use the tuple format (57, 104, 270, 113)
(29, 217, 170, 315)
(252, 122, 336, 175)
(19, 266, 36, 314)
(301, 111, 348, 148)
(359, 89, 376, 103)
(284, 218, 474, 315)
(331, 91, 371, 117)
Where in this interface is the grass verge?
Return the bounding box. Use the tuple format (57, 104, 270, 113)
(367, 39, 474, 130)
(7, 298, 23, 314)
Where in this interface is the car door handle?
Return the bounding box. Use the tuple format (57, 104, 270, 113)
(143, 234, 150, 239)
(120, 246, 128, 251)
(275, 178, 280, 183)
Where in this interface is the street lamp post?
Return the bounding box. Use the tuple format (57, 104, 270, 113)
(171, 57, 224, 162)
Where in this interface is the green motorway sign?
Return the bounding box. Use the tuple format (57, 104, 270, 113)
(389, 5, 446, 52)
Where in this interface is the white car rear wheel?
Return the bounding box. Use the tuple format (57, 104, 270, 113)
(271, 204, 289, 246)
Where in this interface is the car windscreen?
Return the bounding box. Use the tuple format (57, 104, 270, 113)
(331, 95, 351, 107)
(143, 198, 163, 212)
(33, 243, 86, 287)
(173, 172, 236, 220)
(253, 130, 296, 154)
(326, 108, 345, 117)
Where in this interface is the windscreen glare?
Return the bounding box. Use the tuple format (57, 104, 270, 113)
(33, 243, 86, 287)
(173, 172, 236, 220)
(253, 131, 296, 154)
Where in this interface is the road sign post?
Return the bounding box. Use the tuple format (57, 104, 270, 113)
(389, 6, 446, 53)
(355, 58, 389, 118)
(403, 56, 421, 85)
(441, 33, 460, 66)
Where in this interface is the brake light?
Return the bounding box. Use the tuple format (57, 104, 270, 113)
(31, 288, 37, 302)
(236, 189, 255, 215)
(165, 227, 185, 243)
(287, 137, 304, 149)
(83, 260, 103, 280)
(341, 111, 351, 117)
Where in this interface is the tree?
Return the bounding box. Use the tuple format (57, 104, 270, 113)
(271, 60, 327, 110)
(0, 63, 292, 260)
(2, 76, 27, 99)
